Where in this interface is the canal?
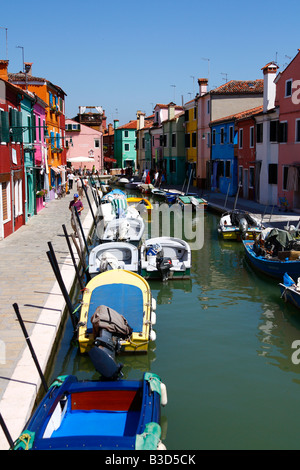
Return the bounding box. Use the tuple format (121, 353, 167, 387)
(48, 201, 300, 450)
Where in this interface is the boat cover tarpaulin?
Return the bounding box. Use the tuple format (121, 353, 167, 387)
(87, 284, 144, 333)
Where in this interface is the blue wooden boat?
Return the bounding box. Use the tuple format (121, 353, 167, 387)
(243, 240, 300, 279)
(279, 273, 300, 309)
(13, 373, 167, 450)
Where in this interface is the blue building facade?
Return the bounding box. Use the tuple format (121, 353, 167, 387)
(210, 118, 238, 196)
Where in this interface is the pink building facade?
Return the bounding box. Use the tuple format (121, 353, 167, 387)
(275, 49, 300, 210)
(65, 119, 103, 172)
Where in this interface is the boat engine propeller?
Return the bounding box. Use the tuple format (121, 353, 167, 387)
(88, 329, 123, 380)
(239, 217, 248, 239)
(156, 256, 173, 281)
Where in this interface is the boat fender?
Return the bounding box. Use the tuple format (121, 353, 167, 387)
(151, 297, 157, 312)
(151, 311, 156, 326)
(157, 441, 167, 450)
(149, 329, 156, 341)
(160, 382, 168, 406)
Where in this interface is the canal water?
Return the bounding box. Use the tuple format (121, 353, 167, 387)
(48, 200, 300, 450)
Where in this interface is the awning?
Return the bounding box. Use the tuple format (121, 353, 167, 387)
(67, 156, 95, 163)
(50, 167, 61, 175)
(104, 157, 117, 163)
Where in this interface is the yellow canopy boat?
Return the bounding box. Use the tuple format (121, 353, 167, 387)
(78, 269, 155, 354)
(127, 197, 153, 211)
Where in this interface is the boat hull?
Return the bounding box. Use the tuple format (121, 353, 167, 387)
(78, 270, 153, 354)
(14, 374, 163, 450)
(279, 283, 300, 309)
(243, 240, 300, 279)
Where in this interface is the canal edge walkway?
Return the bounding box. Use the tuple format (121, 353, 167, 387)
(0, 191, 96, 450)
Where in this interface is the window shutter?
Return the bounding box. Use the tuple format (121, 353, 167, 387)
(2, 182, 8, 220)
(49, 92, 53, 106)
(1, 111, 10, 143)
(50, 131, 55, 148)
(17, 111, 23, 143)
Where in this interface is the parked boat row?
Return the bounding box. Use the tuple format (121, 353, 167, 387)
(8, 182, 172, 451)
(218, 207, 300, 314)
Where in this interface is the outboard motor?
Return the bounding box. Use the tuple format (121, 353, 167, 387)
(239, 217, 248, 239)
(156, 256, 173, 281)
(88, 329, 123, 380)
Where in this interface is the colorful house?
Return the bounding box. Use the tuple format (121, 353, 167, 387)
(65, 119, 103, 172)
(197, 78, 263, 190)
(136, 112, 154, 172)
(275, 50, 300, 210)
(183, 98, 197, 185)
(8, 63, 67, 193)
(162, 104, 185, 185)
(254, 63, 279, 206)
(0, 67, 25, 239)
(114, 119, 137, 170)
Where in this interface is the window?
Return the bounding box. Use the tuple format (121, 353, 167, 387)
(124, 130, 129, 138)
(14, 179, 22, 217)
(220, 127, 225, 144)
(239, 129, 243, 148)
(0, 109, 10, 143)
(285, 79, 292, 97)
(94, 139, 100, 148)
(124, 143, 130, 151)
(207, 100, 210, 115)
(163, 135, 167, 147)
(250, 126, 254, 148)
(270, 120, 279, 142)
(229, 126, 233, 144)
(185, 110, 189, 121)
(225, 160, 231, 177)
(279, 122, 288, 143)
(38, 116, 41, 142)
(296, 120, 300, 142)
(1, 181, 10, 222)
(249, 167, 254, 188)
(256, 123, 263, 143)
(268, 164, 278, 184)
(194, 107, 196, 120)
(239, 166, 243, 185)
(192, 132, 196, 147)
(185, 133, 190, 148)
(212, 129, 216, 145)
(172, 133, 176, 147)
(283, 166, 289, 190)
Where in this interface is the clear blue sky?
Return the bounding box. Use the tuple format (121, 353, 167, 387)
(1, 0, 300, 125)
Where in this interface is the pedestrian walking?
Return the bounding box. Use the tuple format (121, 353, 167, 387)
(67, 172, 74, 190)
(69, 193, 84, 236)
(76, 177, 84, 199)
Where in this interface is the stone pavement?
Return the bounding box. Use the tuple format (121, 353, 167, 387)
(0, 189, 95, 449)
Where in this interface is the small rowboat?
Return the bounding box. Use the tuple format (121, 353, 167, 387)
(78, 269, 156, 354)
(13, 373, 167, 450)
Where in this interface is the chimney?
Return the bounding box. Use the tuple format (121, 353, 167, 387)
(24, 62, 33, 76)
(114, 119, 119, 130)
(261, 62, 278, 112)
(168, 102, 175, 120)
(0, 60, 9, 81)
(198, 78, 208, 96)
(137, 110, 145, 129)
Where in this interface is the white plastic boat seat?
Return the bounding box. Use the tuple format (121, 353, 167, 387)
(162, 247, 186, 260)
(96, 248, 132, 262)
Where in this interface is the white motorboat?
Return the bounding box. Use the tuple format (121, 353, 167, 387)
(88, 242, 139, 277)
(101, 217, 145, 244)
(140, 237, 191, 281)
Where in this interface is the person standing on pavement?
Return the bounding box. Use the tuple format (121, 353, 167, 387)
(76, 176, 84, 199)
(68, 171, 74, 190)
(69, 193, 84, 236)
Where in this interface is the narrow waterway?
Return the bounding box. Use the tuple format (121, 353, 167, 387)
(49, 201, 300, 450)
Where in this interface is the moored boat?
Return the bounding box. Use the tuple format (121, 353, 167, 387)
(140, 237, 191, 281)
(13, 373, 167, 450)
(100, 216, 145, 244)
(78, 269, 156, 354)
(127, 197, 153, 211)
(243, 236, 300, 279)
(218, 209, 264, 240)
(178, 195, 208, 210)
(279, 273, 300, 309)
(88, 242, 139, 276)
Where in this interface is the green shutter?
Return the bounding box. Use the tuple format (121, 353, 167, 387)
(17, 111, 23, 143)
(1, 111, 10, 143)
